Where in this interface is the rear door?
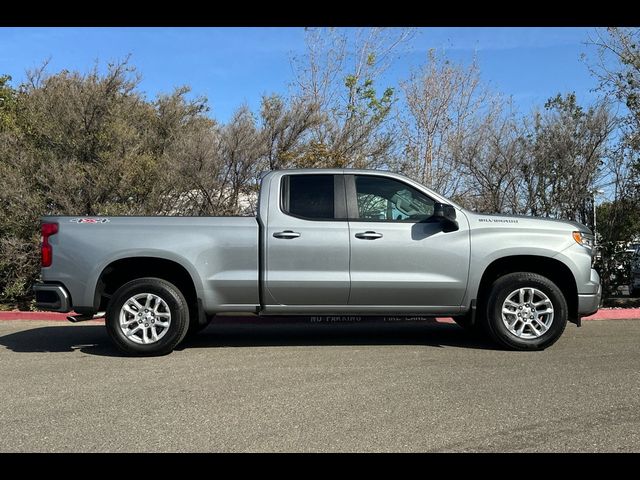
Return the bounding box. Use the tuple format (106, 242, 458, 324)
(347, 174, 470, 307)
(264, 173, 351, 306)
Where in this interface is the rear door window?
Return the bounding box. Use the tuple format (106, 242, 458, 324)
(282, 174, 336, 220)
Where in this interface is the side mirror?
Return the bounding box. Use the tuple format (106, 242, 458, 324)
(431, 202, 459, 232)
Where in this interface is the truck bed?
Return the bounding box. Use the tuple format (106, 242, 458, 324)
(41, 216, 260, 313)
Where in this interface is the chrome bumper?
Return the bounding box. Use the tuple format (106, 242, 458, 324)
(33, 283, 71, 312)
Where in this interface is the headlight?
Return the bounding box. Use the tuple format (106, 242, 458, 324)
(573, 231, 594, 250)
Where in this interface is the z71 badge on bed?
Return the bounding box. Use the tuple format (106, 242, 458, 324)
(69, 218, 110, 224)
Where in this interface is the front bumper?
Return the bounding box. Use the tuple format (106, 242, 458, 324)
(33, 283, 71, 312)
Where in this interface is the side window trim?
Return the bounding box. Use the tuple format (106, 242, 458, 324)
(345, 174, 436, 222)
(281, 175, 291, 213)
(345, 174, 358, 218)
(279, 173, 348, 222)
(334, 175, 348, 219)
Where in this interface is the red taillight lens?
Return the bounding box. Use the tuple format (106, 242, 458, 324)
(41, 222, 58, 267)
(42, 223, 58, 237)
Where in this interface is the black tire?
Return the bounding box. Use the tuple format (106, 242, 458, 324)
(484, 272, 568, 351)
(630, 287, 640, 298)
(106, 277, 190, 356)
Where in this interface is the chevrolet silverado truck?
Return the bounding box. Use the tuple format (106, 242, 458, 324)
(33, 169, 601, 355)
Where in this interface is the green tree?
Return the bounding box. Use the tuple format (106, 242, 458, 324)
(523, 93, 615, 225)
(595, 199, 640, 296)
(0, 75, 17, 132)
(0, 60, 222, 306)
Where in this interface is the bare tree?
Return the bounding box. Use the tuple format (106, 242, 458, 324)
(587, 28, 640, 149)
(291, 27, 413, 168)
(156, 117, 224, 216)
(457, 101, 529, 213)
(397, 50, 496, 199)
(259, 94, 322, 171)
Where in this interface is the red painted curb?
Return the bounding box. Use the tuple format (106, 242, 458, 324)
(1, 309, 639, 322)
(0, 311, 87, 321)
(581, 308, 640, 320)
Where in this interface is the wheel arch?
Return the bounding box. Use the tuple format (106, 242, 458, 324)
(476, 255, 578, 325)
(94, 256, 201, 317)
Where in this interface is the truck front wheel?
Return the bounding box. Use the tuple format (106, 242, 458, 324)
(484, 272, 568, 351)
(106, 277, 190, 356)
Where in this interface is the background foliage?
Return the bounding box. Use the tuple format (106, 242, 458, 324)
(1, 27, 639, 308)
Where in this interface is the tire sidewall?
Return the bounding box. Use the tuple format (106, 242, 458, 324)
(485, 273, 568, 350)
(106, 278, 189, 356)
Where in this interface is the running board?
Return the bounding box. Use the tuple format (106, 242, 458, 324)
(67, 312, 105, 323)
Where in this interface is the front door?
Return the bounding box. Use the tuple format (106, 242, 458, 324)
(347, 174, 470, 307)
(264, 173, 350, 306)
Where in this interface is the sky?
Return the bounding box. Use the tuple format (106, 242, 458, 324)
(0, 27, 603, 122)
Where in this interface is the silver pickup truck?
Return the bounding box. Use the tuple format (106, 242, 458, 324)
(34, 169, 601, 355)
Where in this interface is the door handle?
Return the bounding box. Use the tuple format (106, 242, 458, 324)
(273, 230, 301, 239)
(355, 231, 383, 240)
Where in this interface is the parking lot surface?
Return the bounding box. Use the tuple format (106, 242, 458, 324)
(1, 319, 639, 452)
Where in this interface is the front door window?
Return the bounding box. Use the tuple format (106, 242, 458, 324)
(354, 175, 435, 222)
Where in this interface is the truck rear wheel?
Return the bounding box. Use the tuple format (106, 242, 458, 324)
(106, 277, 190, 356)
(484, 272, 568, 351)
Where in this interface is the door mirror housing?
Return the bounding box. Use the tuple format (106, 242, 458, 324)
(430, 202, 459, 232)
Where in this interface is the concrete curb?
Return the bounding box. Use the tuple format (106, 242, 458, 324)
(1, 309, 639, 322)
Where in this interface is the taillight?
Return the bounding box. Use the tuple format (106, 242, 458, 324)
(41, 222, 58, 267)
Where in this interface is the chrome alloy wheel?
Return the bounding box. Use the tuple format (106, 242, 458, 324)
(119, 293, 172, 345)
(501, 287, 554, 339)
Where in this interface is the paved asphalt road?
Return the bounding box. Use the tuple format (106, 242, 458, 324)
(0, 319, 639, 452)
